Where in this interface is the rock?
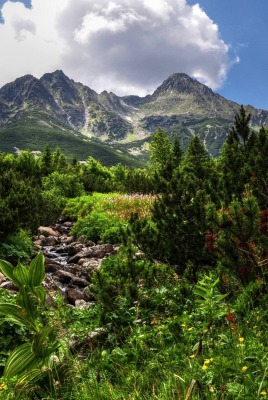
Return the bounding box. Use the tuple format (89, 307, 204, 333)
(66, 288, 84, 305)
(45, 261, 62, 273)
(40, 236, 59, 246)
(70, 277, 89, 288)
(79, 259, 101, 273)
(55, 270, 76, 283)
(74, 299, 90, 309)
(68, 249, 94, 264)
(65, 243, 84, 257)
(0, 281, 18, 292)
(63, 221, 74, 228)
(76, 235, 87, 244)
(38, 226, 59, 237)
(91, 244, 114, 258)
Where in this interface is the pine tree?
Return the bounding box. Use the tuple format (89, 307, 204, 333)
(130, 136, 215, 275)
(219, 106, 257, 203)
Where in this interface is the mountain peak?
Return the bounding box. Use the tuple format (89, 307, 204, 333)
(41, 70, 70, 83)
(152, 72, 213, 97)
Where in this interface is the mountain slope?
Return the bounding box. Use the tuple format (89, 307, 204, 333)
(0, 70, 268, 163)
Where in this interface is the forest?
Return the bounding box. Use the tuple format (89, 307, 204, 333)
(0, 106, 268, 399)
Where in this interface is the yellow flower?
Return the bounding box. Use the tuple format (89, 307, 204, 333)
(202, 365, 208, 370)
(260, 391, 267, 395)
(209, 386, 215, 392)
(0, 383, 7, 391)
(242, 366, 248, 372)
(204, 359, 211, 364)
(181, 323, 186, 327)
(189, 354, 195, 359)
(188, 327, 193, 331)
(238, 337, 244, 342)
(210, 357, 214, 362)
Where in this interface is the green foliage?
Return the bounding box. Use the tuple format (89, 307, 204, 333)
(0, 230, 33, 264)
(72, 211, 123, 243)
(42, 171, 85, 198)
(206, 190, 268, 285)
(0, 254, 68, 396)
(65, 193, 155, 243)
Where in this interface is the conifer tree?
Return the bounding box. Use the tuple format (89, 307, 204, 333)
(130, 136, 214, 275)
(219, 106, 257, 203)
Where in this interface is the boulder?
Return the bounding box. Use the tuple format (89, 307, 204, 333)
(70, 276, 90, 288)
(66, 288, 84, 305)
(68, 249, 94, 264)
(40, 236, 59, 246)
(55, 270, 76, 284)
(45, 261, 62, 273)
(38, 226, 59, 237)
(0, 281, 18, 292)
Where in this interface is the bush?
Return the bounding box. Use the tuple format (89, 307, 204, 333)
(0, 230, 33, 264)
(71, 211, 123, 243)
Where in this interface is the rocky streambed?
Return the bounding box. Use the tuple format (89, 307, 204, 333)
(0, 217, 119, 308)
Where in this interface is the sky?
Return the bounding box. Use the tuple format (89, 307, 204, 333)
(0, 0, 267, 110)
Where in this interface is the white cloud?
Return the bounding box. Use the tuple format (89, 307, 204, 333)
(0, 0, 236, 95)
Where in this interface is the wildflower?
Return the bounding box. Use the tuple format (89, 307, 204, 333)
(0, 383, 7, 391)
(188, 327, 193, 331)
(209, 386, 215, 392)
(189, 354, 195, 359)
(242, 366, 248, 372)
(181, 323, 186, 327)
(204, 359, 211, 364)
(260, 391, 267, 395)
(238, 337, 244, 342)
(202, 365, 208, 370)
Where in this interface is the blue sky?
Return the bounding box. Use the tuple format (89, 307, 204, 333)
(188, 0, 268, 109)
(0, 0, 267, 110)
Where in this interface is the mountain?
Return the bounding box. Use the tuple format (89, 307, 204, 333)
(0, 70, 268, 164)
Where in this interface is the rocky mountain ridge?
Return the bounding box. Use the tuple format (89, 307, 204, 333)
(1, 70, 268, 159)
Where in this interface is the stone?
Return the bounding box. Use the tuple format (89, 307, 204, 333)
(70, 277, 89, 288)
(55, 270, 76, 283)
(76, 235, 87, 244)
(91, 244, 114, 258)
(68, 249, 94, 264)
(74, 299, 90, 309)
(40, 236, 59, 246)
(0, 281, 18, 291)
(66, 288, 84, 305)
(65, 243, 84, 257)
(45, 262, 62, 273)
(63, 221, 74, 228)
(38, 226, 59, 237)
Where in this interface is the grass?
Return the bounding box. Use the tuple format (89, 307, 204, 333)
(0, 113, 143, 167)
(64, 193, 156, 243)
(1, 192, 268, 399)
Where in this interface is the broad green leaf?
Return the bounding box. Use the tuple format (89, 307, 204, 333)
(0, 303, 37, 331)
(32, 327, 60, 358)
(13, 263, 30, 286)
(0, 259, 21, 287)
(33, 286, 46, 306)
(4, 342, 38, 378)
(15, 368, 47, 393)
(16, 286, 38, 320)
(29, 253, 45, 288)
